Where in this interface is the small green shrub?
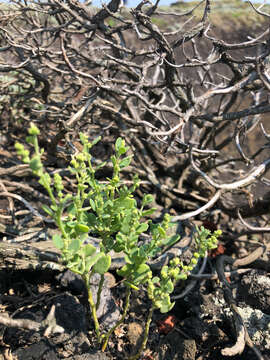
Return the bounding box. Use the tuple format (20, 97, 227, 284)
(15, 123, 221, 359)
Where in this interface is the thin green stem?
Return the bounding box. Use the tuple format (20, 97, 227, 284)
(83, 274, 101, 341)
(128, 305, 154, 360)
(101, 287, 131, 352)
(33, 135, 40, 155)
(54, 206, 70, 254)
(96, 274, 105, 311)
(46, 184, 56, 205)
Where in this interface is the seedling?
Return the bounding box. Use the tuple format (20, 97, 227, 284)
(16, 123, 221, 359)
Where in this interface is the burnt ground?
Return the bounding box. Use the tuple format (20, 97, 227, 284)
(0, 260, 270, 360)
(0, 118, 270, 360)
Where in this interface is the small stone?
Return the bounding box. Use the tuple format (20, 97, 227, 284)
(104, 272, 116, 288)
(127, 322, 143, 346)
(56, 271, 120, 328)
(181, 339, 197, 360)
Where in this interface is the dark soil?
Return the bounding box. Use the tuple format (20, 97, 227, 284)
(1, 265, 270, 359)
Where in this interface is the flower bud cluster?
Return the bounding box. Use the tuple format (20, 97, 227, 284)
(147, 226, 222, 313)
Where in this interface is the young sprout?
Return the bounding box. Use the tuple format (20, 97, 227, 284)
(16, 124, 221, 359)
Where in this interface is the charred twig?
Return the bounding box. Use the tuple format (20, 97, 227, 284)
(0, 305, 64, 336)
(216, 249, 265, 359)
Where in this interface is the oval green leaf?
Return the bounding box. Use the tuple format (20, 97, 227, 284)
(82, 244, 96, 257)
(75, 223, 90, 233)
(52, 234, 64, 250)
(68, 239, 80, 253)
(93, 254, 111, 274)
(85, 252, 104, 273)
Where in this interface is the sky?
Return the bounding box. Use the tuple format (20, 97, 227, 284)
(92, 0, 270, 8)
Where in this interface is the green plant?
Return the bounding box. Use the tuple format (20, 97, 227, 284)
(15, 123, 222, 359)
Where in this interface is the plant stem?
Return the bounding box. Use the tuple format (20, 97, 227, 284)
(128, 305, 154, 360)
(101, 287, 131, 352)
(55, 206, 69, 255)
(96, 274, 104, 311)
(83, 274, 101, 341)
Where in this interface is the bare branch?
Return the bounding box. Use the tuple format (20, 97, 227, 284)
(0, 305, 64, 336)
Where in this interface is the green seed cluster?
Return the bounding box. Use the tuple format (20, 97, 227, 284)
(147, 226, 222, 313)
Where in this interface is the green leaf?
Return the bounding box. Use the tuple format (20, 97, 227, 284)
(96, 161, 106, 170)
(52, 234, 64, 250)
(14, 142, 24, 153)
(177, 273, 188, 281)
(68, 239, 80, 253)
(114, 233, 126, 252)
(28, 123, 40, 135)
(119, 156, 132, 169)
(155, 296, 175, 313)
(115, 138, 126, 155)
(79, 132, 87, 144)
(50, 205, 58, 212)
(115, 197, 135, 210)
(114, 242, 125, 252)
(67, 203, 76, 216)
(160, 301, 175, 313)
(133, 263, 151, 284)
(104, 199, 113, 209)
(82, 244, 96, 257)
(89, 199, 96, 212)
(88, 178, 98, 189)
(142, 208, 156, 216)
(92, 136, 101, 146)
(142, 194, 154, 206)
(121, 219, 132, 235)
(67, 255, 81, 273)
(85, 213, 97, 227)
(63, 193, 72, 203)
(75, 223, 90, 233)
(78, 233, 88, 242)
(42, 204, 54, 217)
(117, 263, 132, 278)
(161, 234, 180, 247)
(85, 252, 104, 273)
(128, 248, 139, 263)
(158, 226, 166, 237)
(93, 254, 111, 274)
(66, 221, 76, 229)
(163, 279, 174, 294)
(136, 223, 148, 234)
(29, 156, 42, 172)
